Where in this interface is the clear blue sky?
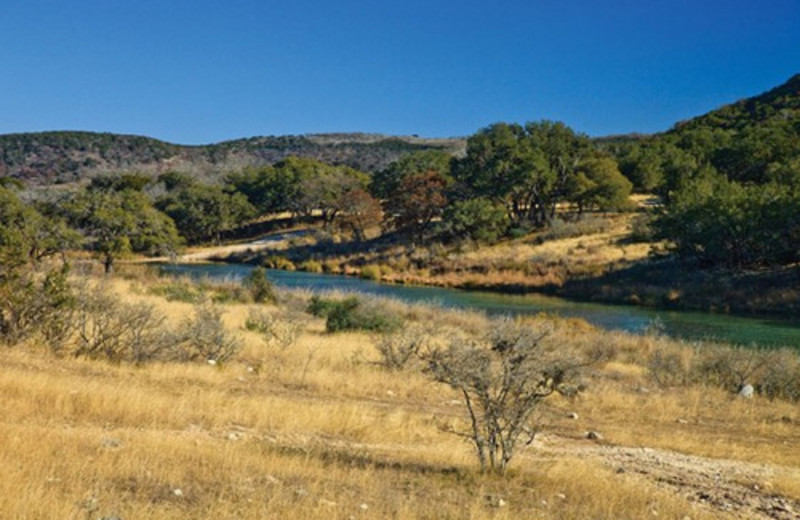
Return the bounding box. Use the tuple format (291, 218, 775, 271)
(1, 0, 798, 144)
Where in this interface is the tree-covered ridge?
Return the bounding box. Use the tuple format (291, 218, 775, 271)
(0, 130, 464, 186)
(603, 73, 800, 270)
(0, 131, 182, 185)
(672, 73, 800, 132)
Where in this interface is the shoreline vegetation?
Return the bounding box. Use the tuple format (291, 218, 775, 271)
(168, 210, 800, 320)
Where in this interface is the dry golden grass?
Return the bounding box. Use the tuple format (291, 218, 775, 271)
(1, 275, 797, 519)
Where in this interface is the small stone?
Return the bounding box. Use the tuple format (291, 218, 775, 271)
(386, 390, 395, 397)
(173, 488, 183, 497)
(497, 498, 507, 508)
(676, 418, 688, 424)
(566, 412, 579, 420)
(556, 493, 567, 500)
(586, 431, 603, 440)
(101, 437, 121, 448)
(207, 359, 217, 366)
(359, 503, 369, 511)
(739, 384, 754, 398)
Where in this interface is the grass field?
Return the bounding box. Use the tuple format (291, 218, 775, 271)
(1, 272, 799, 519)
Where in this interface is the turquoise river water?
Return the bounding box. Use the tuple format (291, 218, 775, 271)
(158, 263, 800, 348)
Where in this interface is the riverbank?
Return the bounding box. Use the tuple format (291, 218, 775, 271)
(206, 213, 800, 320)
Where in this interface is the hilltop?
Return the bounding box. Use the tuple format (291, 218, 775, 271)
(0, 131, 464, 186)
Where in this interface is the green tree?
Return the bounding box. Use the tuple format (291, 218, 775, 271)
(65, 188, 182, 273)
(157, 183, 255, 244)
(0, 186, 79, 275)
(292, 164, 370, 227)
(569, 156, 633, 213)
(438, 198, 509, 244)
(653, 174, 800, 269)
(225, 165, 296, 215)
(454, 121, 589, 227)
(371, 150, 453, 200)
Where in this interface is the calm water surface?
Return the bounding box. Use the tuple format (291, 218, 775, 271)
(158, 263, 800, 348)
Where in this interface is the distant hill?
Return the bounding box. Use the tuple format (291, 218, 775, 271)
(671, 73, 800, 133)
(3, 74, 797, 187)
(599, 73, 800, 189)
(0, 131, 466, 186)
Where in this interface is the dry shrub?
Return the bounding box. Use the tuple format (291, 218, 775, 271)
(648, 347, 691, 387)
(178, 301, 242, 363)
(423, 317, 594, 472)
(374, 324, 430, 370)
(244, 307, 305, 349)
(73, 280, 176, 363)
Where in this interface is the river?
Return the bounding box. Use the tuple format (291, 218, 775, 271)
(158, 263, 800, 348)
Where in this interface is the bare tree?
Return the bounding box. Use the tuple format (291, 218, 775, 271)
(423, 318, 587, 473)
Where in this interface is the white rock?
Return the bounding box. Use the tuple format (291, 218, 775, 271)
(173, 488, 183, 497)
(739, 384, 754, 398)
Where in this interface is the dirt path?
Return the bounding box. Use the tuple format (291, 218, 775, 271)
(178, 230, 309, 262)
(535, 434, 800, 519)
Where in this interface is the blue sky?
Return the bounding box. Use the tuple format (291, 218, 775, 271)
(1, 0, 798, 144)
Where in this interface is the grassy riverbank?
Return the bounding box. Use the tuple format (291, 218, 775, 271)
(214, 210, 800, 319)
(2, 269, 799, 519)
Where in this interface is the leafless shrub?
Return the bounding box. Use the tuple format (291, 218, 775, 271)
(648, 348, 690, 387)
(245, 307, 304, 349)
(755, 349, 800, 402)
(422, 317, 592, 473)
(690, 346, 773, 392)
(178, 301, 242, 363)
(73, 282, 174, 363)
(374, 324, 430, 370)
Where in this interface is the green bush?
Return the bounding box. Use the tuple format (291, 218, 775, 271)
(438, 198, 510, 244)
(306, 295, 401, 333)
(360, 265, 382, 281)
(299, 260, 324, 273)
(244, 266, 276, 303)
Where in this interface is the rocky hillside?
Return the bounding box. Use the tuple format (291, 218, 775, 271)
(0, 131, 465, 186)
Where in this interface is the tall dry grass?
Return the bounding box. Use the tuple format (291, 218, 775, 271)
(0, 273, 797, 519)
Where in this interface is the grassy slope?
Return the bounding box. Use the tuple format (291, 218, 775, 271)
(1, 272, 799, 519)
